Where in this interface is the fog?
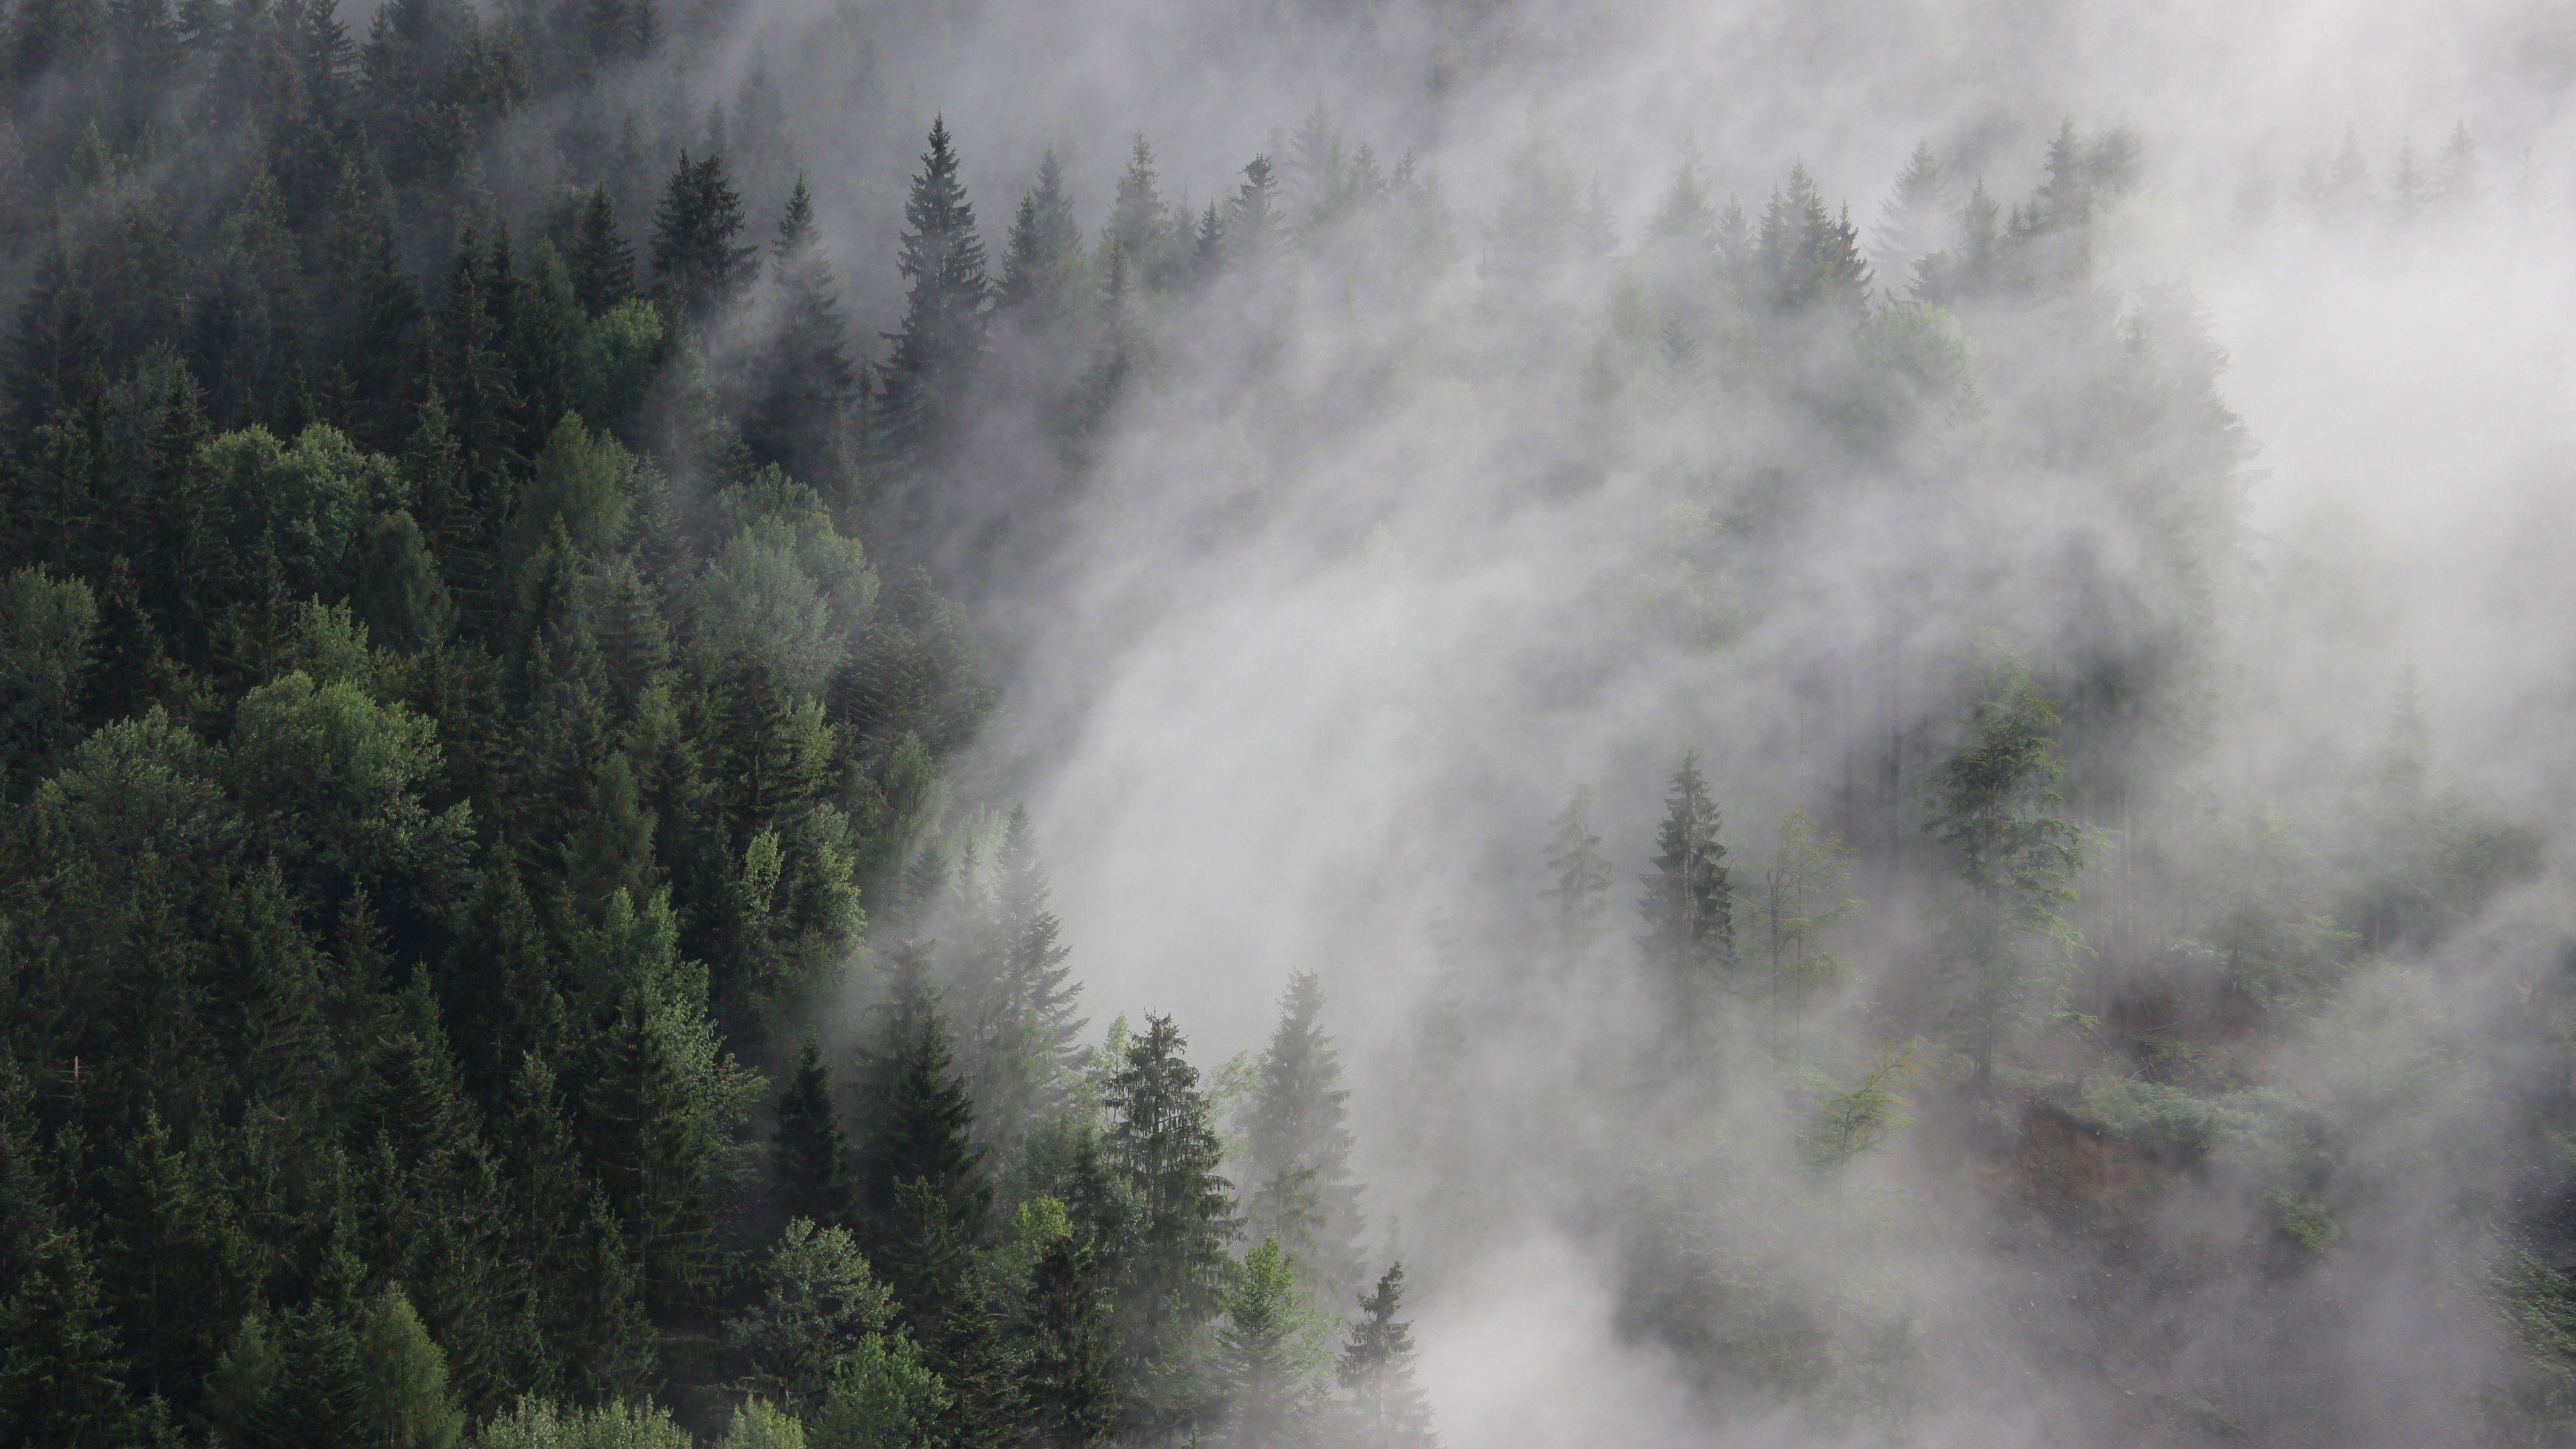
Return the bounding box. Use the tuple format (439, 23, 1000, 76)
(705, 0, 2576, 1443)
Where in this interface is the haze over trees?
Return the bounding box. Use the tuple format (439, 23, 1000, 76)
(0, 1, 2569, 1446)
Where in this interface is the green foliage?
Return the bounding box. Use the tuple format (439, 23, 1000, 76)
(471, 1397, 696, 1449)
(726, 1218, 894, 1410)
(1337, 1264, 1436, 1449)
(0, 564, 97, 794)
(807, 1334, 947, 1449)
(1214, 1238, 1330, 1448)
(1925, 651, 2088, 1087)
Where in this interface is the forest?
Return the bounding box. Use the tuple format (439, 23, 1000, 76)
(2, 0, 2574, 1446)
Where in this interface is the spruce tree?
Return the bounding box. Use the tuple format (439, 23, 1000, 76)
(5, 230, 101, 445)
(999, 150, 1088, 331)
(568, 184, 638, 315)
(1214, 1238, 1325, 1449)
(1242, 972, 1361, 1306)
(1638, 753, 1733, 1045)
(1226, 156, 1284, 270)
(652, 150, 759, 325)
(1873, 140, 1952, 297)
(1104, 1013, 1232, 1350)
(1105, 134, 1172, 282)
(744, 176, 857, 492)
(855, 943, 991, 1317)
(1338, 1264, 1435, 1449)
(877, 116, 989, 472)
(773, 1037, 856, 1229)
(1541, 787, 1612, 955)
(1021, 1221, 1120, 1448)
(1925, 655, 2085, 1090)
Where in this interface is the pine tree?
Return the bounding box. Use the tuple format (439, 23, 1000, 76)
(1874, 140, 1952, 297)
(773, 1038, 856, 1229)
(725, 1216, 893, 1411)
(1214, 1238, 1326, 1449)
(431, 225, 524, 528)
(1104, 1013, 1233, 1350)
(5, 230, 101, 445)
(1639, 753, 1733, 1047)
(1226, 156, 1284, 270)
(855, 943, 991, 1317)
(877, 116, 989, 472)
(568, 184, 638, 315)
(1541, 787, 1612, 955)
(966, 806, 1084, 1146)
(2432, 120, 2479, 213)
(653, 150, 759, 325)
(1242, 972, 1361, 1306)
(1021, 1220, 1120, 1448)
(1105, 134, 1172, 283)
(0, 1224, 158, 1448)
(1925, 655, 2086, 1090)
(1647, 144, 1715, 258)
(1757, 809, 1860, 1067)
(999, 150, 1089, 332)
(1337, 1264, 1435, 1449)
(745, 176, 857, 492)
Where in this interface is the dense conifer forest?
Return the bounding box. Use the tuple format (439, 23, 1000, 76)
(2, 1, 2575, 1446)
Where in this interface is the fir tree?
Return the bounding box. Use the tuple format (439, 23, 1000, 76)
(1105, 134, 1172, 283)
(1214, 1238, 1326, 1449)
(1000, 150, 1089, 331)
(1925, 655, 2086, 1090)
(1338, 1264, 1435, 1449)
(1021, 1218, 1120, 1448)
(1639, 753, 1733, 1048)
(773, 1038, 856, 1230)
(1226, 156, 1285, 269)
(653, 150, 759, 325)
(745, 176, 858, 493)
(1104, 1013, 1233, 1351)
(1541, 786, 1612, 955)
(568, 184, 638, 315)
(877, 116, 989, 472)
(1241, 972, 1361, 1306)
(855, 943, 991, 1317)
(1874, 140, 1952, 297)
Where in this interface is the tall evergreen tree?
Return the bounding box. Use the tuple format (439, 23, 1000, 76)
(1639, 753, 1733, 1047)
(999, 150, 1088, 331)
(1925, 656, 2086, 1089)
(1021, 1218, 1120, 1449)
(773, 1037, 855, 1229)
(1104, 1014, 1232, 1356)
(1241, 972, 1361, 1307)
(855, 943, 991, 1317)
(1337, 1264, 1435, 1449)
(1542, 787, 1612, 955)
(877, 116, 989, 472)
(1873, 140, 1952, 297)
(653, 150, 759, 325)
(1104, 134, 1172, 283)
(1214, 1238, 1326, 1449)
(568, 184, 638, 316)
(745, 176, 858, 492)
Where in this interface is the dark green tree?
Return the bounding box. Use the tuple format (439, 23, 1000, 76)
(1638, 753, 1733, 1042)
(1241, 972, 1361, 1306)
(1925, 654, 2086, 1089)
(568, 184, 639, 316)
(1337, 1264, 1435, 1449)
(877, 116, 989, 471)
(652, 150, 759, 326)
(744, 176, 858, 492)
(773, 1037, 856, 1229)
